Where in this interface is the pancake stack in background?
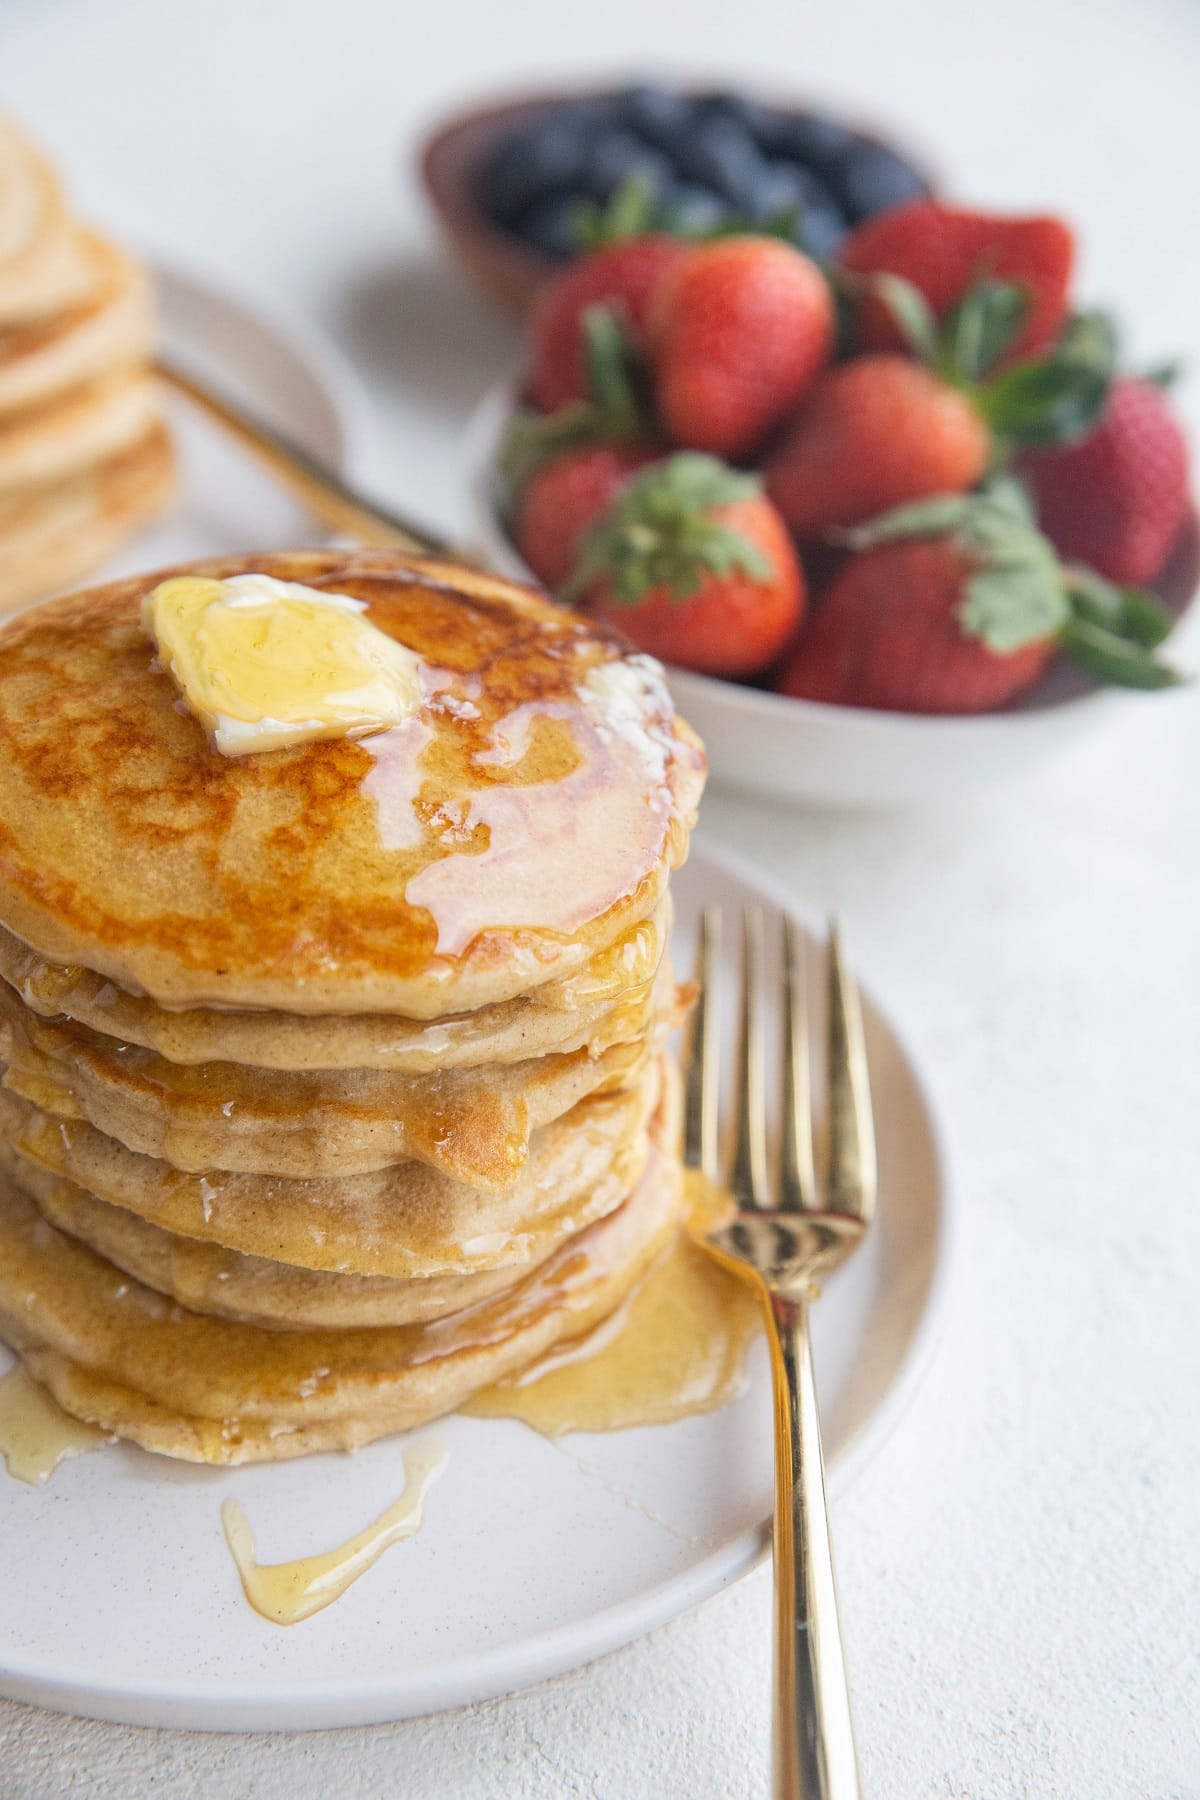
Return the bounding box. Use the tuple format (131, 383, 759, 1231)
(0, 550, 705, 1464)
(0, 118, 174, 616)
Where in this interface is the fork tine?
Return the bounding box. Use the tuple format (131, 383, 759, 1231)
(682, 905, 721, 1181)
(727, 909, 771, 1210)
(825, 919, 877, 1222)
(779, 916, 818, 1213)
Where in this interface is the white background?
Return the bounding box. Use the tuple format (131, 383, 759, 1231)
(3, 0, 1199, 1793)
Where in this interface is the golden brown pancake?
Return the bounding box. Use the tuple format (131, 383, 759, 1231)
(0, 222, 98, 328)
(0, 1131, 682, 1463)
(9, 1150, 654, 1331)
(0, 903, 670, 1071)
(0, 1067, 659, 1280)
(0, 119, 65, 271)
(0, 548, 703, 1463)
(0, 120, 173, 609)
(0, 368, 159, 490)
(0, 424, 175, 618)
(0, 985, 660, 1182)
(0, 235, 154, 419)
(0, 551, 704, 1014)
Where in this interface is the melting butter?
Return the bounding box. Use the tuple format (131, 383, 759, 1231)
(221, 1439, 446, 1626)
(466, 1173, 763, 1436)
(0, 1365, 106, 1484)
(142, 573, 422, 756)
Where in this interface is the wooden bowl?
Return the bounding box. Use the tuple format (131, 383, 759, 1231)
(420, 84, 940, 315)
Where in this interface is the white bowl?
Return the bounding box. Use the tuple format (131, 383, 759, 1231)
(464, 382, 1197, 809)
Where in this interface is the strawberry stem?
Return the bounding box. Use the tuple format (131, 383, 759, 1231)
(563, 452, 772, 604)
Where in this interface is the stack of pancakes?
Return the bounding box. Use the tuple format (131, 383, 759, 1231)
(0, 118, 174, 616)
(0, 550, 705, 1463)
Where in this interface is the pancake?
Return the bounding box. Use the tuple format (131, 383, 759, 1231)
(0, 551, 705, 1015)
(0, 223, 99, 328)
(7, 1152, 525, 1329)
(0, 547, 704, 1466)
(9, 1153, 645, 1331)
(0, 234, 154, 419)
(0, 120, 65, 270)
(0, 1129, 682, 1464)
(0, 901, 670, 1072)
(0, 424, 176, 617)
(0, 368, 159, 490)
(0, 1067, 659, 1279)
(0, 967, 672, 1181)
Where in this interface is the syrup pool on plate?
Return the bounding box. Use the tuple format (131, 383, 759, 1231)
(467, 1173, 763, 1435)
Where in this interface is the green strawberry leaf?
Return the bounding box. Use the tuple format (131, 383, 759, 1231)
(971, 470, 1037, 529)
(495, 306, 652, 506)
(958, 557, 1070, 652)
(975, 357, 1111, 447)
(563, 452, 770, 604)
(582, 305, 648, 438)
(637, 451, 762, 512)
(573, 173, 800, 251)
(1066, 566, 1175, 648)
(571, 175, 660, 251)
(1056, 309, 1119, 372)
(975, 307, 1118, 448)
(839, 476, 1043, 555)
(860, 271, 940, 363)
(836, 493, 978, 550)
(939, 280, 1029, 383)
(1142, 358, 1185, 390)
(1061, 616, 1183, 689)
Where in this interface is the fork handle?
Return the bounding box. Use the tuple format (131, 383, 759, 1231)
(769, 1289, 861, 1800)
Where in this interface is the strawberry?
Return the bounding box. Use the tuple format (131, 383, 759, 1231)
(566, 453, 804, 677)
(527, 235, 688, 414)
(512, 444, 655, 590)
(1022, 377, 1190, 584)
(779, 538, 1053, 713)
(650, 237, 834, 457)
(778, 482, 1180, 712)
(765, 354, 989, 538)
(839, 201, 1074, 365)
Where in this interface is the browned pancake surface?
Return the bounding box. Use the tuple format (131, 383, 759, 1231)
(0, 551, 704, 1014)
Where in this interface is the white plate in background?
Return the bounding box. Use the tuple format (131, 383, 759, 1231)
(0, 839, 955, 1731)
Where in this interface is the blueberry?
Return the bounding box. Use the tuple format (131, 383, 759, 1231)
(580, 130, 674, 201)
(792, 200, 847, 260)
(759, 112, 858, 176)
(476, 114, 593, 223)
(743, 160, 808, 226)
(673, 117, 770, 211)
(512, 192, 581, 260)
(657, 181, 730, 236)
(828, 143, 928, 221)
(688, 89, 779, 142)
(612, 83, 694, 150)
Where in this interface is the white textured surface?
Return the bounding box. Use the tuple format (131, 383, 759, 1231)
(2, 0, 1199, 1793)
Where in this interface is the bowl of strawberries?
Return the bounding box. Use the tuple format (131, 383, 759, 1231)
(465, 192, 1195, 807)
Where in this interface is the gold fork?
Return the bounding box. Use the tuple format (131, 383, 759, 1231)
(683, 908, 876, 1800)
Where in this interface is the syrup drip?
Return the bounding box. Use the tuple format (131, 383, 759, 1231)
(220, 1439, 446, 1626)
(466, 1173, 763, 1435)
(0, 1365, 106, 1484)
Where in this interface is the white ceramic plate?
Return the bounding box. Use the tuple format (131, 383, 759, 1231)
(95, 257, 374, 584)
(464, 383, 1199, 809)
(0, 839, 955, 1731)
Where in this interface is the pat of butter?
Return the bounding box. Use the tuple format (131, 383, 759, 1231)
(142, 573, 422, 756)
